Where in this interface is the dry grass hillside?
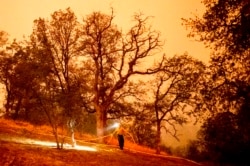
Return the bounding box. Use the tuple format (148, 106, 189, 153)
(0, 118, 203, 166)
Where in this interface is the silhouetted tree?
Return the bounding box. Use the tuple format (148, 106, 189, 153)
(131, 107, 156, 148)
(198, 111, 247, 164)
(0, 32, 13, 115)
(184, 0, 250, 165)
(30, 8, 83, 148)
(183, 0, 250, 54)
(0, 39, 37, 119)
(80, 10, 163, 141)
(148, 54, 205, 154)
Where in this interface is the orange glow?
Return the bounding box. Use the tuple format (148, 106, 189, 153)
(64, 143, 97, 152)
(26, 139, 56, 147)
(0, 136, 55, 147)
(28, 140, 97, 151)
(0, 0, 210, 63)
(0, 136, 97, 151)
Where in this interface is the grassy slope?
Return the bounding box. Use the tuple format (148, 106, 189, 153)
(0, 118, 203, 166)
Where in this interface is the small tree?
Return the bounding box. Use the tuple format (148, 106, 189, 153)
(149, 54, 205, 154)
(131, 107, 156, 148)
(198, 112, 244, 164)
(30, 8, 82, 148)
(0, 39, 40, 120)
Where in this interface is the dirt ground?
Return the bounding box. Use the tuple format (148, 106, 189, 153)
(0, 119, 203, 166)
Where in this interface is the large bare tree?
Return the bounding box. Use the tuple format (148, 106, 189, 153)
(80, 11, 163, 140)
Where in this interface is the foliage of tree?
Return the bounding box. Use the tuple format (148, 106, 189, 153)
(0, 31, 8, 48)
(183, 0, 250, 165)
(0, 40, 36, 119)
(184, 140, 203, 162)
(148, 54, 205, 154)
(130, 103, 156, 148)
(0, 31, 10, 116)
(197, 111, 249, 165)
(30, 8, 84, 148)
(0, 34, 12, 114)
(183, 0, 250, 54)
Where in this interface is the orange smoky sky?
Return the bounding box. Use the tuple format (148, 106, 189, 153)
(0, 0, 210, 62)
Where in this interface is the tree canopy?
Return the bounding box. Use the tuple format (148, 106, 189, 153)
(183, 0, 250, 54)
(184, 0, 250, 165)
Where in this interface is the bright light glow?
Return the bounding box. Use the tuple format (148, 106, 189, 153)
(2, 137, 56, 147)
(105, 122, 120, 131)
(7, 137, 97, 152)
(64, 143, 97, 151)
(32, 141, 97, 151)
(75, 145, 96, 151)
(29, 140, 56, 147)
(113, 122, 120, 128)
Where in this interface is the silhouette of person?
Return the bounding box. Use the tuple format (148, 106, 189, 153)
(114, 125, 126, 150)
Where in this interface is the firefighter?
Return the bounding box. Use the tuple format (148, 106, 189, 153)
(113, 124, 126, 150)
